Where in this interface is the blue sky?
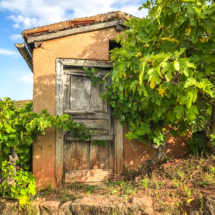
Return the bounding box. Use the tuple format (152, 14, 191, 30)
(0, 0, 147, 101)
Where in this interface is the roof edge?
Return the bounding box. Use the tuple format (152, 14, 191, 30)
(15, 43, 33, 73)
(26, 19, 125, 44)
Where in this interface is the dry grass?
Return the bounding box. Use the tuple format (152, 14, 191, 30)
(31, 154, 215, 215)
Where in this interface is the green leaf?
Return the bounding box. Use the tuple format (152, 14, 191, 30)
(174, 48, 185, 56)
(167, 111, 175, 122)
(190, 26, 198, 44)
(179, 58, 190, 76)
(5, 125, 16, 134)
(171, 2, 180, 13)
(190, 18, 197, 26)
(202, 19, 214, 33)
(130, 80, 138, 93)
(169, 129, 178, 138)
(174, 106, 184, 119)
(197, 25, 205, 37)
(174, 61, 180, 71)
(202, 6, 215, 15)
(186, 105, 199, 121)
(126, 132, 138, 140)
(4, 147, 10, 154)
(185, 88, 198, 108)
(184, 77, 197, 88)
(139, 61, 146, 86)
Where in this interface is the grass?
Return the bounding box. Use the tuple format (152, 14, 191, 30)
(30, 154, 215, 215)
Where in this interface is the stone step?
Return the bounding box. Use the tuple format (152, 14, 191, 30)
(0, 195, 154, 215)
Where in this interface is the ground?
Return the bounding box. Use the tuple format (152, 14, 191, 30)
(20, 154, 215, 215)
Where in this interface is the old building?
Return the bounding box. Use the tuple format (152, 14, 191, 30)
(16, 11, 190, 188)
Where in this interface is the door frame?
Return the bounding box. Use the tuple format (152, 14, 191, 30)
(55, 58, 124, 183)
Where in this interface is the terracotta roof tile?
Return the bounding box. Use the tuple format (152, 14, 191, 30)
(22, 11, 133, 38)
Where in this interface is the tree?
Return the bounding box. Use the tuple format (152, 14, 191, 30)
(87, 0, 215, 178)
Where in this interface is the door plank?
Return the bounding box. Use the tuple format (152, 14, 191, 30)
(64, 110, 96, 114)
(65, 135, 113, 141)
(56, 60, 64, 182)
(114, 119, 124, 174)
(90, 142, 108, 169)
(108, 141, 114, 170)
(73, 119, 108, 130)
(89, 81, 106, 112)
(64, 141, 90, 171)
(64, 111, 109, 120)
(70, 76, 91, 111)
(63, 74, 70, 110)
(65, 169, 113, 183)
(64, 69, 109, 77)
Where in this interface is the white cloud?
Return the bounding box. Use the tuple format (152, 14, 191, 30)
(0, 48, 19, 56)
(18, 75, 33, 83)
(9, 34, 22, 41)
(0, 0, 148, 29)
(120, 6, 148, 18)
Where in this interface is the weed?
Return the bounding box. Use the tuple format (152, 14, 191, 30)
(124, 184, 137, 195)
(141, 178, 149, 189)
(47, 180, 52, 192)
(199, 193, 204, 214)
(158, 181, 165, 189)
(26, 203, 36, 215)
(110, 187, 119, 195)
(121, 195, 129, 203)
(174, 177, 180, 189)
(184, 185, 191, 198)
(86, 185, 96, 195)
(72, 183, 84, 190)
(61, 189, 69, 202)
(200, 181, 209, 187)
(178, 170, 184, 181)
(211, 167, 215, 174)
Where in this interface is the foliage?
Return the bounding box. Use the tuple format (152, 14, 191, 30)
(86, 0, 215, 151)
(0, 98, 91, 170)
(0, 97, 93, 205)
(211, 167, 215, 174)
(174, 177, 180, 188)
(187, 132, 208, 154)
(47, 180, 52, 192)
(178, 170, 184, 181)
(184, 185, 191, 197)
(0, 161, 36, 205)
(141, 177, 149, 189)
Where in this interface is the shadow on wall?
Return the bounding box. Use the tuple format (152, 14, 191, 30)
(77, 27, 124, 60)
(123, 125, 191, 170)
(32, 73, 57, 187)
(33, 73, 56, 115)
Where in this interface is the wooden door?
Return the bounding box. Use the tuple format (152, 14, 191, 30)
(62, 67, 114, 183)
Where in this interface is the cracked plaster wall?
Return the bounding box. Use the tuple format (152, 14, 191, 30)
(33, 27, 123, 188)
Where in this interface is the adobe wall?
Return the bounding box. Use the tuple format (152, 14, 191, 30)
(33, 27, 124, 188)
(123, 125, 191, 170)
(33, 27, 190, 188)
